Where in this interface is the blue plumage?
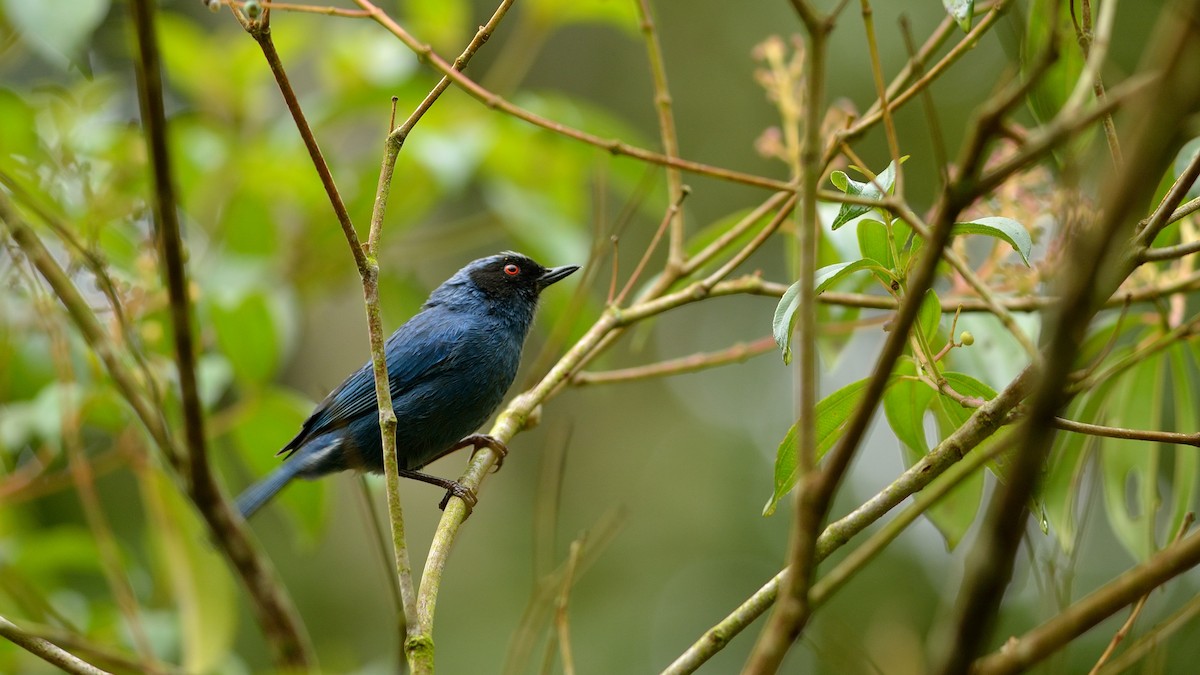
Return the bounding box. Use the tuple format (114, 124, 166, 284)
(236, 252, 579, 518)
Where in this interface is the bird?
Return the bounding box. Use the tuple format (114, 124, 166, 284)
(235, 252, 580, 519)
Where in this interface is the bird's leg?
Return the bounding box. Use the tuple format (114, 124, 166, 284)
(448, 433, 509, 473)
(397, 468, 478, 514)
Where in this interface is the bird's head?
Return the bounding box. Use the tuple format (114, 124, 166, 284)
(428, 252, 580, 312)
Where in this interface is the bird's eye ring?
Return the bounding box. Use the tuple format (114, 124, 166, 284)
(503, 264, 520, 276)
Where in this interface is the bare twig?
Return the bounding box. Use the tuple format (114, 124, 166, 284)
(633, 0, 687, 267)
(973, 520, 1200, 675)
(572, 336, 776, 385)
(0, 615, 112, 675)
(1087, 513, 1195, 674)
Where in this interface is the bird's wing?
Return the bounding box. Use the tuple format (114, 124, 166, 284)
(279, 311, 469, 456)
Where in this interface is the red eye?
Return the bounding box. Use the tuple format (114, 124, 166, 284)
(504, 264, 520, 276)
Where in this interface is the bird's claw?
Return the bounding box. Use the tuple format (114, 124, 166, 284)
(438, 480, 478, 515)
(453, 433, 509, 473)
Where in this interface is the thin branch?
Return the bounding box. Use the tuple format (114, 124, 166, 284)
(1053, 417, 1200, 447)
(973, 524, 1200, 675)
(661, 369, 1033, 674)
(0, 615, 111, 675)
(554, 538, 584, 675)
(899, 15, 948, 183)
(1140, 237, 1200, 262)
(931, 6, 1200, 670)
(809, 437, 1016, 610)
(613, 187, 690, 306)
(229, 0, 372, 17)
(741, 1, 828, 666)
(1094, 587, 1200, 674)
(1088, 513, 1195, 675)
(1137, 133, 1200, 247)
(131, 0, 216, 538)
(244, 14, 368, 276)
(572, 336, 776, 385)
(633, 0, 687, 267)
(1, 192, 314, 670)
(351, 0, 792, 192)
(1071, 0, 1122, 165)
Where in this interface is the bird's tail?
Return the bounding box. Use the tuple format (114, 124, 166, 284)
(236, 461, 303, 519)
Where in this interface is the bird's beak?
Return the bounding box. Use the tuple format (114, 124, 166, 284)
(538, 264, 580, 289)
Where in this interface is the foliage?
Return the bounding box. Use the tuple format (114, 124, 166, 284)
(3, 0, 1200, 674)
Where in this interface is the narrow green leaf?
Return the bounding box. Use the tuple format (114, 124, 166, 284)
(141, 468, 237, 673)
(829, 159, 903, 230)
(764, 378, 871, 516)
(1100, 357, 1163, 561)
(1040, 372, 1122, 552)
(917, 289, 942, 346)
(773, 259, 891, 364)
(1168, 346, 1197, 538)
(943, 0, 975, 31)
(952, 217, 1033, 266)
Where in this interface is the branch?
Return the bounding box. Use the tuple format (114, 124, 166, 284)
(742, 3, 829, 669)
(661, 368, 1033, 674)
(351, 0, 792, 192)
(931, 4, 1200, 670)
(130, 0, 216, 541)
(972, 525, 1200, 675)
(1, 192, 314, 669)
(1053, 417, 1200, 447)
(571, 336, 776, 385)
(633, 0, 687, 267)
(0, 615, 111, 675)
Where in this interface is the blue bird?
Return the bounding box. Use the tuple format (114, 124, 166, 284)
(236, 252, 579, 519)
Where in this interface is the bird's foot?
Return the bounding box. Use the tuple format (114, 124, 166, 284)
(451, 433, 509, 473)
(437, 480, 478, 515)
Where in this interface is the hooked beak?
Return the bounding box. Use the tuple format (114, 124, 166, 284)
(538, 264, 580, 289)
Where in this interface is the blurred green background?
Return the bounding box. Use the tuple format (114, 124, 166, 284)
(2, 0, 1197, 673)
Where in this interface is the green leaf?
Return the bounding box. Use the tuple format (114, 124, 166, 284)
(1167, 346, 1197, 538)
(916, 289, 942, 346)
(527, 0, 639, 34)
(773, 260, 892, 364)
(1175, 138, 1200, 199)
(764, 378, 871, 515)
(927, 394, 984, 549)
(1041, 347, 1130, 553)
(943, 0, 975, 31)
(1024, 0, 1088, 135)
(3, 0, 109, 70)
(829, 158, 903, 230)
(209, 291, 279, 385)
(0, 89, 39, 163)
(1100, 358, 1163, 560)
(228, 387, 328, 544)
(686, 207, 774, 274)
(883, 359, 933, 456)
(882, 361, 985, 549)
(140, 468, 237, 673)
(857, 218, 893, 270)
(952, 217, 1033, 265)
